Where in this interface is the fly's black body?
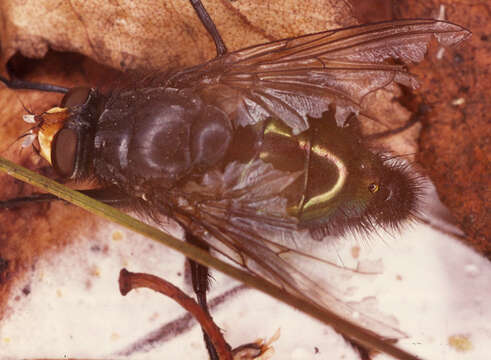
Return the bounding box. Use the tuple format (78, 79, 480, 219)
(0, 1, 470, 359)
(91, 87, 232, 193)
(62, 85, 418, 237)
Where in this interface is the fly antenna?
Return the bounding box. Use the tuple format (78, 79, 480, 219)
(189, 0, 228, 56)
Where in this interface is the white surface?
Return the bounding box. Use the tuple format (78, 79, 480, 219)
(0, 217, 490, 360)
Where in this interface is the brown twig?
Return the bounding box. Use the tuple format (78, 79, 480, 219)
(118, 268, 233, 360)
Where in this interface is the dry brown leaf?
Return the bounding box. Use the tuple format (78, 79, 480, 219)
(353, 0, 489, 258)
(0, 0, 356, 70)
(394, 1, 490, 258)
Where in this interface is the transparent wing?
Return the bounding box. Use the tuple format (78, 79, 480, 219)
(169, 159, 404, 339)
(168, 19, 469, 134)
(159, 19, 470, 339)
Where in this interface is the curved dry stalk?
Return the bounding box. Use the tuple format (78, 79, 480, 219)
(119, 269, 233, 360)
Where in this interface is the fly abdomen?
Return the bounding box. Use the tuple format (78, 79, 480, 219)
(93, 88, 232, 192)
(257, 116, 353, 230)
(256, 112, 412, 238)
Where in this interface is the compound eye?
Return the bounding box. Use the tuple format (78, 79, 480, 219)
(52, 128, 78, 178)
(61, 87, 91, 108)
(368, 183, 379, 193)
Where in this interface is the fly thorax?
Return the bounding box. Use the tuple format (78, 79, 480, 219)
(92, 88, 232, 192)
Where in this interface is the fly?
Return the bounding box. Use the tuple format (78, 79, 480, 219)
(0, 1, 470, 359)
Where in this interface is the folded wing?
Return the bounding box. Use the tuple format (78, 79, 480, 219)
(170, 159, 404, 339)
(169, 19, 469, 134)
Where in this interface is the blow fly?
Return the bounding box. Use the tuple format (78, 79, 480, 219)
(0, 0, 470, 358)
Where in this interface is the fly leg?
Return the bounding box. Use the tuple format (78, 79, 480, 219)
(365, 103, 429, 140)
(189, 0, 227, 56)
(185, 231, 228, 360)
(0, 57, 68, 93)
